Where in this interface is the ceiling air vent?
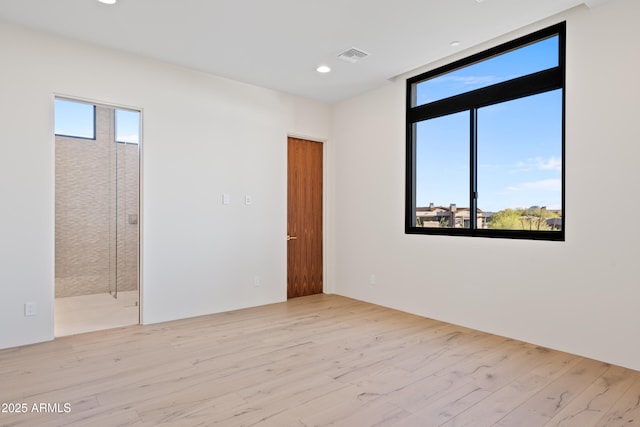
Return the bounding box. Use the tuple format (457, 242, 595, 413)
(337, 47, 369, 64)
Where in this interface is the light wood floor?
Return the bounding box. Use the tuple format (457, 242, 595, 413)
(1, 294, 639, 427)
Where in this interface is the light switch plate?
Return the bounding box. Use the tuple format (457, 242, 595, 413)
(25, 302, 37, 316)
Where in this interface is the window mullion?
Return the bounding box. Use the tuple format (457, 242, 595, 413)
(470, 108, 478, 230)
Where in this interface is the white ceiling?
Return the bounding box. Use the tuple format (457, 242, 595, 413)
(0, 0, 608, 104)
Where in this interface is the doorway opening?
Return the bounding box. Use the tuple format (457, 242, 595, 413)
(287, 136, 323, 298)
(54, 97, 141, 336)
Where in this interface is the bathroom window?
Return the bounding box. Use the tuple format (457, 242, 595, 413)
(54, 98, 96, 139)
(115, 109, 141, 144)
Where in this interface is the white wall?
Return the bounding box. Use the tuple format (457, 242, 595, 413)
(331, 0, 640, 371)
(0, 22, 331, 349)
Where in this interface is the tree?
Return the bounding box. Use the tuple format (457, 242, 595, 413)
(488, 207, 559, 231)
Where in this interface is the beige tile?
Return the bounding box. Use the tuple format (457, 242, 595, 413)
(55, 292, 138, 337)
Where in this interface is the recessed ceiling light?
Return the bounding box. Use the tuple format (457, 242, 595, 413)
(98, 0, 117, 4)
(316, 65, 331, 73)
(450, 41, 461, 47)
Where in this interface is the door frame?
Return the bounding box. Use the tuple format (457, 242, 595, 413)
(53, 93, 144, 327)
(286, 133, 330, 296)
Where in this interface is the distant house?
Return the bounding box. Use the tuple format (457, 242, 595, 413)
(416, 203, 487, 229)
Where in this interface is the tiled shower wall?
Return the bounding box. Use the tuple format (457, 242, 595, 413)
(55, 105, 139, 298)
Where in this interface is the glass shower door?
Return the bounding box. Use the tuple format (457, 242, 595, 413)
(110, 108, 140, 301)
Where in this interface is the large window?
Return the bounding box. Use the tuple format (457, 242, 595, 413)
(406, 23, 565, 241)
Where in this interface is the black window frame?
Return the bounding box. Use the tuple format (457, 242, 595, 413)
(405, 22, 565, 241)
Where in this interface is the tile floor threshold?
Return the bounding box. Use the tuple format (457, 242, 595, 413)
(55, 291, 139, 337)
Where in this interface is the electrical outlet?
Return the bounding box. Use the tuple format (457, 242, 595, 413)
(369, 274, 376, 285)
(254, 276, 261, 287)
(24, 302, 37, 316)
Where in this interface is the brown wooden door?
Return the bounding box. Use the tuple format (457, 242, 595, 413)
(287, 137, 323, 298)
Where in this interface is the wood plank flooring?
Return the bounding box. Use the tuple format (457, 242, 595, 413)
(1, 294, 638, 426)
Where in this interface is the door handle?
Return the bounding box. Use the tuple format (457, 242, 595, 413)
(287, 235, 297, 241)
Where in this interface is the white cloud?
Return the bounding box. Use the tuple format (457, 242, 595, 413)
(433, 75, 496, 86)
(514, 156, 561, 172)
(506, 178, 561, 192)
(118, 134, 139, 144)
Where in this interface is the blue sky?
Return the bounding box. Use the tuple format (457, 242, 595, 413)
(54, 99, 94, 139)
(54, 98, 140, 144)
(115, 109, 141, 144)
(414, 36, 562, 212)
